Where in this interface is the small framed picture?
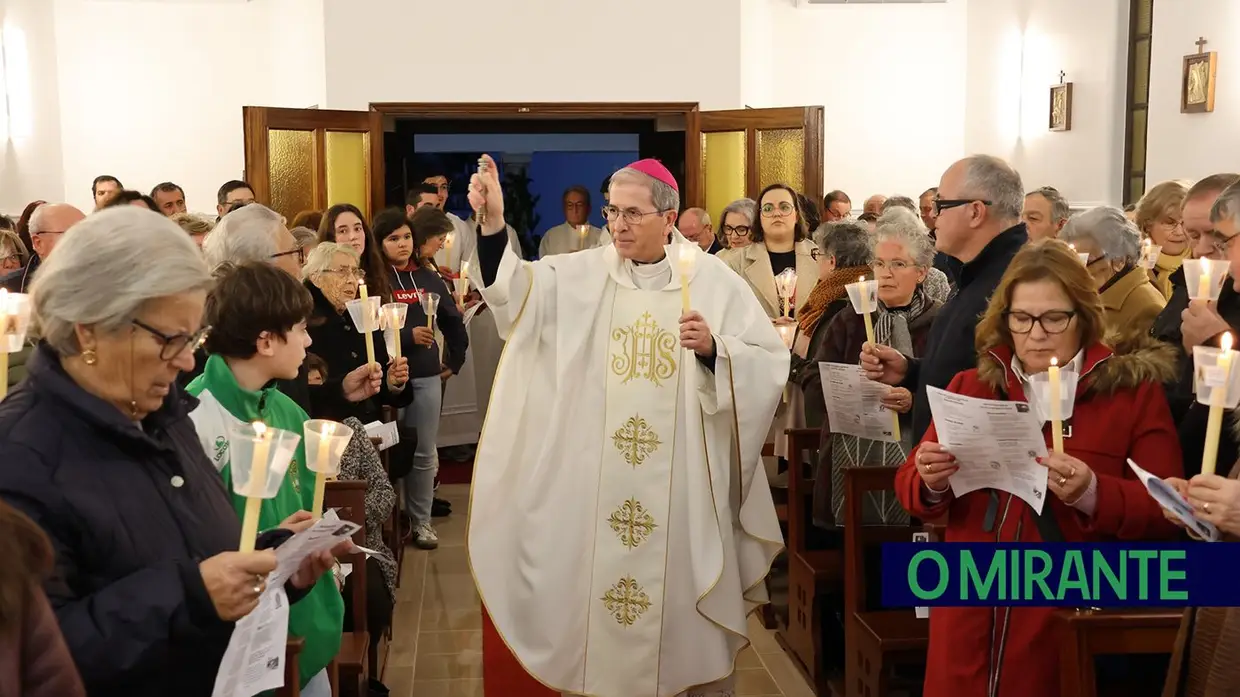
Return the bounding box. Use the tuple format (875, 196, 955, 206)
(1049, 83, 1073, 131)
(1182, 51, 1218, 114)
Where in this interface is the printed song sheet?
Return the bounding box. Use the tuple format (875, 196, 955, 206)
(925, 387, 1049, 514)
(819, 362, 897, 443)
(211, 515, 362, 697)
(1127, 459, 1219, 542)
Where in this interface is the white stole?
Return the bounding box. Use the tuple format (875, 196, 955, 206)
(585, 287, 683, 695)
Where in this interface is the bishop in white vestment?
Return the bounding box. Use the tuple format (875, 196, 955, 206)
(466, 157, 787, 697)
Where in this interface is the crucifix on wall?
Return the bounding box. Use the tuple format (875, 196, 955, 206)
(1182, 36, 1218, 113)
(1049, 70, 1073, 131)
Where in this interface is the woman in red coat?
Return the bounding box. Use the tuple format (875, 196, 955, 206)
(893, 239, 1184, 697)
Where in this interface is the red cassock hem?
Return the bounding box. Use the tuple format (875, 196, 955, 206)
(482, 609, 559, 697)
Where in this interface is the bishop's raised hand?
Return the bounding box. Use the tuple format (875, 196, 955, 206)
(468, 154, 506, 236)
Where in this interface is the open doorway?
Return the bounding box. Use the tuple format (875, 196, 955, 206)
(241, 102, 824, 257)
(379, 114, 688, 257)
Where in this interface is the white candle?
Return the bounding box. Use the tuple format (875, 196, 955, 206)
(678, 245, 695, 313)
(1202, 332, 1234, 475)
(358, 282, 376, 367)
(1048, 357, 1064, 453)
(0, 290, 9, 401)
(858, 276, 875, 344)
(239, 422, 270, 552)
(1198, 259, 1213, 301)
(312, 422, 333, 517)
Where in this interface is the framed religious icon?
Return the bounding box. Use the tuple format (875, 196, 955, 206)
(1182, 38, 1218, 113)
(1049, 79, 1073, 131)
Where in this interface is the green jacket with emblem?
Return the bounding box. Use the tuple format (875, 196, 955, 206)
(186, 355, 343, 687)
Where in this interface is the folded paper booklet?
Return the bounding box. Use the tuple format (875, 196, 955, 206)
(1126, 459, 1219, 542)
(364, 420, 400, 451)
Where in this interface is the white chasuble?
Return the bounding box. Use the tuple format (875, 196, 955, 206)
(467, 230, 788, 697)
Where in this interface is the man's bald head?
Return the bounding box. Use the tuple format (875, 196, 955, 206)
(29, 203, 86, 260)
(863, 195, 887, 217)
(679, 207, 714, 251)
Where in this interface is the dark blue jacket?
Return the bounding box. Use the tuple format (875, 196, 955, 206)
(0, 343, 241, 697)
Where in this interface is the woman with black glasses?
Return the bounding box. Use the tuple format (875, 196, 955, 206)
(717, 198, 756, 251)
(894, 240, 1182, 697)
(0, 208, 337, 697)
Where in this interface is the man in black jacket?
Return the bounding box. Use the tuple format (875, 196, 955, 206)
(861, 155, 1029, 441)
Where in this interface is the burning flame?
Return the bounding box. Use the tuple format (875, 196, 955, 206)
(253, 422, 267, 437)
(1223, 332, 1234, 353)
(1050, 357, 1058, 367)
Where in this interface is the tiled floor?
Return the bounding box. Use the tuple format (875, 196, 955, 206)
(380, 484, 815, 697)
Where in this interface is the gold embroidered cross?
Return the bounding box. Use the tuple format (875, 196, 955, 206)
(608, 498, 656, 549)
(601, 576, 651, 627)
(612, 416, 661, 468)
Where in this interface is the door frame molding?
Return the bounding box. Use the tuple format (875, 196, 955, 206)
(368, 102, 702, 208)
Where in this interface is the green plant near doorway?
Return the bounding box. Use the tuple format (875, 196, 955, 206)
(502, 169, 540, 259)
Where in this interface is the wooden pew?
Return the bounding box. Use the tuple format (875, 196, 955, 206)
(842, 467, 930, 697)
(325, 480, 371, 697)
(1052, 608, 1184, 697)
(778, 427, 843, 697)
(761, 440, 785, 631)
(276, 637, 304, 697)
(379, 406, 404, 581)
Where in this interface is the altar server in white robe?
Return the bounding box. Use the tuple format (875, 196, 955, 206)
(466, 155, 787, 697)
(417, 172, 522, 273)
(540, 185, 610, 257)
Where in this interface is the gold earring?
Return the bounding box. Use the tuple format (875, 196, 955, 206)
(81, 349, 98, 366)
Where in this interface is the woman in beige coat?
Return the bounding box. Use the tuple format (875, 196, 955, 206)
(1060, 205, 1166, 341)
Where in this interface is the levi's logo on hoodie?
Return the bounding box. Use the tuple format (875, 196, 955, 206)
(393, 288, 427, 304)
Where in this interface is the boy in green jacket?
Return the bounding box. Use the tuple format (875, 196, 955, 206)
(187, 262, 343, 694)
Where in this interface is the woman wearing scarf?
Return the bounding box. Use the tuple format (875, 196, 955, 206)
(1136, 179, 1192, 299)
(1060, 205, 1166, 340)
(805, 213, 942, 529)
(793, 220, 874, 429)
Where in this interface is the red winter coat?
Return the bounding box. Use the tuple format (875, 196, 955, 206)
(896, 337, 1184, 697)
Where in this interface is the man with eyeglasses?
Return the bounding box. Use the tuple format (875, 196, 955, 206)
(678, 207, 721, 254)
(862, 155, 1029, 442)
(467, 156, 786, 697)
(1, 203, 85, 294)
(1149, 173, 1240, 477)
(539, 185, 608, 257)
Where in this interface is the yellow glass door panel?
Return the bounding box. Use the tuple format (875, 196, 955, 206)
(325, 130, 371, 218)
(690, 107, 824, 214)
(243, 107, 382, 225)
(756, 128, 805, 193)
(267, 129, 316, 223)
(701, 130, 747, 223)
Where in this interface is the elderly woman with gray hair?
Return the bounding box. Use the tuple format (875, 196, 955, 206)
(0, 207, 336, 697)
(1061, 206, 1166, 339)
(717, 197, 756, 250)
(792, 219, 874, 428)
(805, 211, 943, 528)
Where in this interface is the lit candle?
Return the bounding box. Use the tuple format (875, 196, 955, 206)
(578, 224, 589, 251)
(461, 261, 469, 285)
(1198, 259, 1213, 302)
(1048, 357, 1064, 453)
(0, 290, 9, 401)
(388, 307, 401, 358)
(444, 233, 454, 270)
(858, 276, 876, 345)
(678, 244, 695, 313)
(239, 422, 270, 552)
(358, 281, 376, 367)
(776, 269, 798, 318)
(1202, 332, 1234, 475)
(312, 422, 334, 517)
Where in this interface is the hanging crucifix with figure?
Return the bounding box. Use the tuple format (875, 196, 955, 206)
(1182, 36, 1218, 114)
(1049, 70, 1073, 131)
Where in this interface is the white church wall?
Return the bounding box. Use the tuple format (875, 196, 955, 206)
(1146, 0, 1240, 187)
(322, 0, 746, 111)
(51, 0, 326, 215)
(964, 0, 1128, 209)
(0, 0, 66, 216)
(749, 0, 969, 205)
